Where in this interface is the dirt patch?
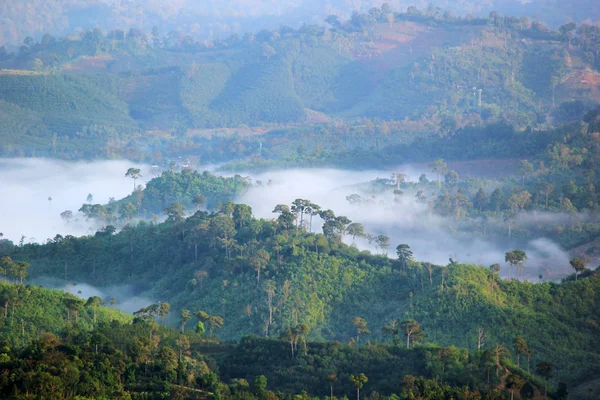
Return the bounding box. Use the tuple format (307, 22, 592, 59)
(560, 68, 600, 103)
(63, 55, 114, 72)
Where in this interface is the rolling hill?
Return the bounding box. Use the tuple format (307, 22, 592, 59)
(1, 10, 599, 161)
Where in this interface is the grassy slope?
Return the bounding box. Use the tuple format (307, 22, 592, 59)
(0, 281, 132, 345)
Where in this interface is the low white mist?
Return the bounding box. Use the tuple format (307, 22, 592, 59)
(0, 159, 579, 280)
(0, 158, 150, 243)
(238, 168, 575, 279)
(32, 277, 154, 313)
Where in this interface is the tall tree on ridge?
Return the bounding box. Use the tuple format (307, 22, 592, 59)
(125, 168, 142, 192)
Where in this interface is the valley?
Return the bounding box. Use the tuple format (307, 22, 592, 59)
(1, 3, 600, 400)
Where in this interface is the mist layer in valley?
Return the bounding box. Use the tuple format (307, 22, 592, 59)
(0, 158, 577, 281)
(0, 158, 150, 244)
(238, 168, 573, 280)
(30, 277, 155, 314)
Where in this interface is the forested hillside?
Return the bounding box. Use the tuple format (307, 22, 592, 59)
(0, 278, 560, 399)
(1, 7, 599, 163)
(3, 191, 599, 388)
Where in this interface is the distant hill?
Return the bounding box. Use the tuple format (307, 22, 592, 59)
(1, 0, 599, 48)
(1, 10, 599, 160)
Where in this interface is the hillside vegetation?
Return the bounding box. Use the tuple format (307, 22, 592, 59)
(3, 197, 599, 387)
(1, 7, 599, 163)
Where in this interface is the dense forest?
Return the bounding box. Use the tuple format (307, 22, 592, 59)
(2, 3, 600, 400)
(1, 200, 597, 398)
(0, 276, 574, 399)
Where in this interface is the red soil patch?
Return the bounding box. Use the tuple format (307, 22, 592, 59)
(561, 69, 600, 103)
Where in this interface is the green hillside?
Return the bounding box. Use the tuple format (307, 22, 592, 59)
(0, 279, 132, 346)
(0, 279, 552, 400)
(1, 8, 599, 161)
(4, 199, 599, 386)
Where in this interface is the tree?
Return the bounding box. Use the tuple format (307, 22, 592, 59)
(195, 321, 205, 335)
(477, 327, 486, 350)
(474, 188, 489, 212)
(540, 183, 553, 207)
(392, 172, 407, 190)
(180, 309, 191, 333)
(291, 199, 310, 229)
(194, 270, 209, 291)
(350, 373, 368, 400)
(513, 337, 528, 368)
(233, 204, 253, 228)
(158, 302, 170, 324)
(506, 374, 525, 400)
(12, 261, 30, 284)
(489, 188, 506, 212)
(192, 194, 206, 211)
(253, 375, 268, 396)
(536, 361, 554, 397)
(395, 244, 413, 271)
(559, 22, 577, 47)
(64, 297, 84, 324)
(490, 263, 501, 276)
(423, 262, 434, 286)
(194, 310, 209, 322)
(85, 296, 104, 324)
(352, 317, 370, 342)
(429, 159, 448, 186)
(493, 345, 510, 376)
(207, 315, 224, 338)
(209, 214, 236, 258)
(525, 348, 534, 373)
(375, 234, 390, 254)
(264, 280, 276, 336)
(509, 191, 531, 213)
(325, 15, 341, 28)
(570, 257, 586, 281)
(295, 324, 310, 355)
(517, 160, 534, 185)
(346, 223, 365, 245)
(305, 202, 321, 232)
(250, 249, 270, 284)
(505, 250, 527, 281)
(383, 319, 399, 342)
(164, 202, 185, 224)
(0, 256, 14, 281)
(327, 373, 337, 400)
(176, 335, 190, 362)
(444, 170, 460, 186)
(280, 326, 297, 358)
(60, 210, 73, 223)
(400, 319, 424, 348)
(125, 168, 142, 192)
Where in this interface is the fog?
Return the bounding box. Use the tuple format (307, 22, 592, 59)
(31, 277, 154, 313)
(238, 168, 574, 279)
(0, 159, 577, 280)
(0, 158, 149, 243)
